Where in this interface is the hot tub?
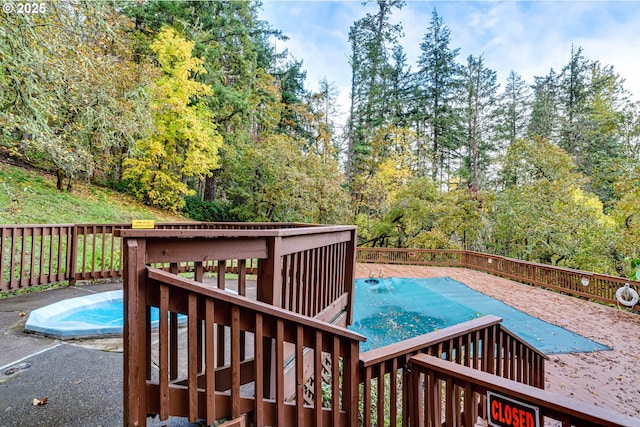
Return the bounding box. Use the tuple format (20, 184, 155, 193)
(24, 290, 184, 339)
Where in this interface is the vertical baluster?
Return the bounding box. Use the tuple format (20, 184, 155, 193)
(169, 263, 179, 380)
(363, 366, 372, 427)
(254, 313, 264, 426)
(216, 260, 226, 368)
(231, 306, 240, 419)
(159, 284, 169, 420)
(90, 226, 98, 278)
(295, 325, 304, 425)
(27, 227, 36, 286)
(445, 376, 454, 427)
(331, 336, 340, 426)
(282, 255, 290, 310)
(390, 358, 398, 426)
(427, 370, 437, 427)
(0, 228, 8, 290)
(345, 341, 359, 427)
(188, 293, 198, 422)
(464, 383, 473, 426)
(496, 329, 504, 377)
(377, 360, 386, 427)
(16, 228, 24, 287)
(236, 259, 247, 361)
(195, 262, 204, 373)
(238, 259, 247, 296)
(205, 298, 216, 425)
(39, 227, 48, 285)
(314, 330, 323, 426)
(276, 319, 285, 426)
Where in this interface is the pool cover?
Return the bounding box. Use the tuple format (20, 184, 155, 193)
(350, 276, 610, 354)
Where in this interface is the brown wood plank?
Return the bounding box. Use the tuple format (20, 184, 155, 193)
(159, 284, 169, 420)
(276, 319, 285, 426)
(295, 325, 304, 425)
(188, 293, 198, 422)
(231, 306, 240, 419)
(254, 313, 264, 427)
(145, 238, 268, 264)
(314, 330, 323, 427)
(331, 336, 340, 425)
(205, 299, 216, 425)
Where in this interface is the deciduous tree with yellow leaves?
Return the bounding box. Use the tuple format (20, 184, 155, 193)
(123, 27, 222, 211)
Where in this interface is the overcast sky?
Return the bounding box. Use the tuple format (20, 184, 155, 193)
(259, 1, 640, 122)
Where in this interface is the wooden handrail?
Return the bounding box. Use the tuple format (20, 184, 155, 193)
(358, 316, 547, 427)
(120, 225, 359, 426)
(408, 354, 639, 427)
(126, 266, 364, 426)
(147, 268, 364, 340)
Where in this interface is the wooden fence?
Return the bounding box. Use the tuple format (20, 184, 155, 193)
(0, 222, 310, 292)
(357, 248, 640, 312)
(358, 315, 546, 427)
(4, 223, 638, 315)
(408, 354, 639, 427)
(118, 224, 360, 426)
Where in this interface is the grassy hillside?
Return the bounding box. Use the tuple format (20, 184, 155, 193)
(0, 163, 186, 224)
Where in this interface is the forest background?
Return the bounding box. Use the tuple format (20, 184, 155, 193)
(1, 1, 639, 277)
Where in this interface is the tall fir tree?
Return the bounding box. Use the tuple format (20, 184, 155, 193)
(460, 54, 499, 191)
(414, 9, 463, 182)
(346, 0, 404, 185)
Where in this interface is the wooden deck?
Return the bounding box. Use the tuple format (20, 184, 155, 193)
(356, 264, 640, 420)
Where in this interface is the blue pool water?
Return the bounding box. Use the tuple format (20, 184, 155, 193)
(24, 290, 185, 339)
(26, 277, 610, 354)
(350, 277, 610, 354)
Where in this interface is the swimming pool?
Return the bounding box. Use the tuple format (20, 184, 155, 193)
(25, 277, 610, 354)
(350, 276, 609, 354)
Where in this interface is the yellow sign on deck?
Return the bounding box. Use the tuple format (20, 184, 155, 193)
(132, 220, 155, 229)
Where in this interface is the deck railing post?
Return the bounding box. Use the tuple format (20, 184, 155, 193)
(123, 237, 148, 427)
(68, 224, 78, 286)
(257, 236, 283, 307)
(345, 229, 357, 325)
(257, 236, 284, 401)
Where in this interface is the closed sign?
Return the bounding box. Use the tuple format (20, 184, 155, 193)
(487, 391, 540, 427)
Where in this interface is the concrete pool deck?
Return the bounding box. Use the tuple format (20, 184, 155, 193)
(0, 281, 201, 427)
(1, 266, 639, 425)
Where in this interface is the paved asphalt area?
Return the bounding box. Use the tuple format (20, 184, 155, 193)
(0, 282, 203, 427)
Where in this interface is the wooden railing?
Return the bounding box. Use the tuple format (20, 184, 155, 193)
(357, 248, 640, 312)
(358, 315, 546, 427)
(0, 222, 313, 292)
(133, 267, 364, 426)
(4, 222, 637, 425)
(5, 223, 638, 315)
(407, 354, 639, 427)
(1, 224, 74, 290)
(357, 247, 466, 267)
(118, 224, 359, 426)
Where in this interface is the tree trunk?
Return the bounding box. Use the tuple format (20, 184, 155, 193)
(56, 169, 64, 191)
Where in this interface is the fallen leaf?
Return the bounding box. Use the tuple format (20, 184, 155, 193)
(32, 397, 48, 406)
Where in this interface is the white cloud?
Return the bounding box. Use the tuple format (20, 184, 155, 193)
(259, 0, 640, 117)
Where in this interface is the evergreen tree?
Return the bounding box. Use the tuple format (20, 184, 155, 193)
(528, 69, 559, 141)
(414, 9, 463, 182)
(345, 0, 404, 185)
(495, 71, 531, 150)
(459, 54, 499, 191)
